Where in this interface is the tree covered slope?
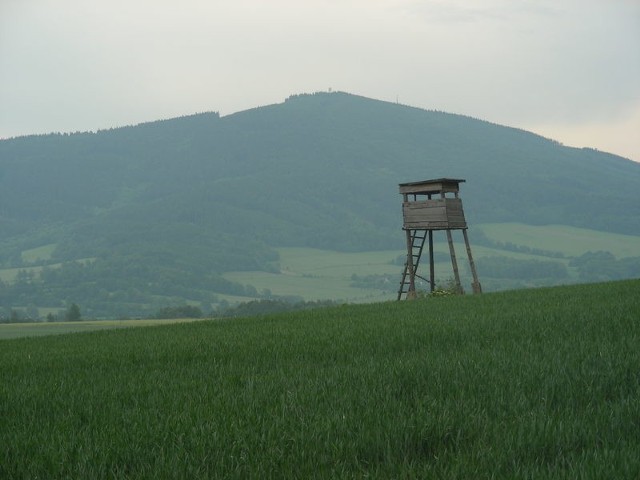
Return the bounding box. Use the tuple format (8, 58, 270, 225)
(1, 91, 639, 316)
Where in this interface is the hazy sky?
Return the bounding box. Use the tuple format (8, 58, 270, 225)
(2, 0, 639, 161)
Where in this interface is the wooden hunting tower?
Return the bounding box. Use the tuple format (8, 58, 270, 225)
(398, 178, 481, 300)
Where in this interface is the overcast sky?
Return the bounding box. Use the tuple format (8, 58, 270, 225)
(1, 0, 639, 161)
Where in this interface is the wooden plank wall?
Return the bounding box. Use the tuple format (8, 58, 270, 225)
(402, 198, 467, 230)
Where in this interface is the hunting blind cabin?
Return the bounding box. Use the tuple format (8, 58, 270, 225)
(398, 178, 481, 300)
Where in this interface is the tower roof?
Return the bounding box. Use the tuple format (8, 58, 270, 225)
(398, 178, 465, 195)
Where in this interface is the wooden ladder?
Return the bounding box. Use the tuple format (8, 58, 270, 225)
(397, 230, 428, 300)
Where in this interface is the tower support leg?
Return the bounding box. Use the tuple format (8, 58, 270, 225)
(428, 230, 435, 293)
(405, 229, 417, 299)
(446, 229, 462, 293)
(463, 229, 482, 293)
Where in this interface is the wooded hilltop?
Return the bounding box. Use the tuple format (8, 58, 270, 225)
(1, 92, 639, 317)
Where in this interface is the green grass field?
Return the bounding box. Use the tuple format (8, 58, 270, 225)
(1, 280, 639, 478)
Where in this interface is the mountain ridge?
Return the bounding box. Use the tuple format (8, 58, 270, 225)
(1, 91, 639, 317)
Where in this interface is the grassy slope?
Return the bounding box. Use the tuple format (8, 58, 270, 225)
(1, 280, 639, 478)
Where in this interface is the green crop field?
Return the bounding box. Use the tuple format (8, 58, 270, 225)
(1, 280, 639, 478)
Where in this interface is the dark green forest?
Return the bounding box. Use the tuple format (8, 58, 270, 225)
(1, 92, 639, 318)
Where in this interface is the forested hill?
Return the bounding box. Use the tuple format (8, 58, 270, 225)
(1, 91, 639, 317)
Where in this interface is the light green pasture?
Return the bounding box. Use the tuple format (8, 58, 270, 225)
(223, 247, 479, 302)
(0, 318, 206, 340)
(277, 247, 403, 276)
(0, 264, 58, 283)
(223, 224, 632, 301)
(224, 248, 404, 302)
(21, 243, 57, 263)
(480, 223, 640, 257)
(223, 270, 392, 303)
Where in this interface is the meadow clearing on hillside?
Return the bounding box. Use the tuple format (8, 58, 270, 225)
(480, 223, 640, 258)
(1, 280, 639, 478)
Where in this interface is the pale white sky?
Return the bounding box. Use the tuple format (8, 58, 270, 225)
(1, 0, 639, 161)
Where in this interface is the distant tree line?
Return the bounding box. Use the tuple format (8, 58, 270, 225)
(473, 256, 569, 280)
(470, 229, 566, 258)
(0, 302, 81, 324)
(569, 251, 640, 281)
(0, 256, 260, 319)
